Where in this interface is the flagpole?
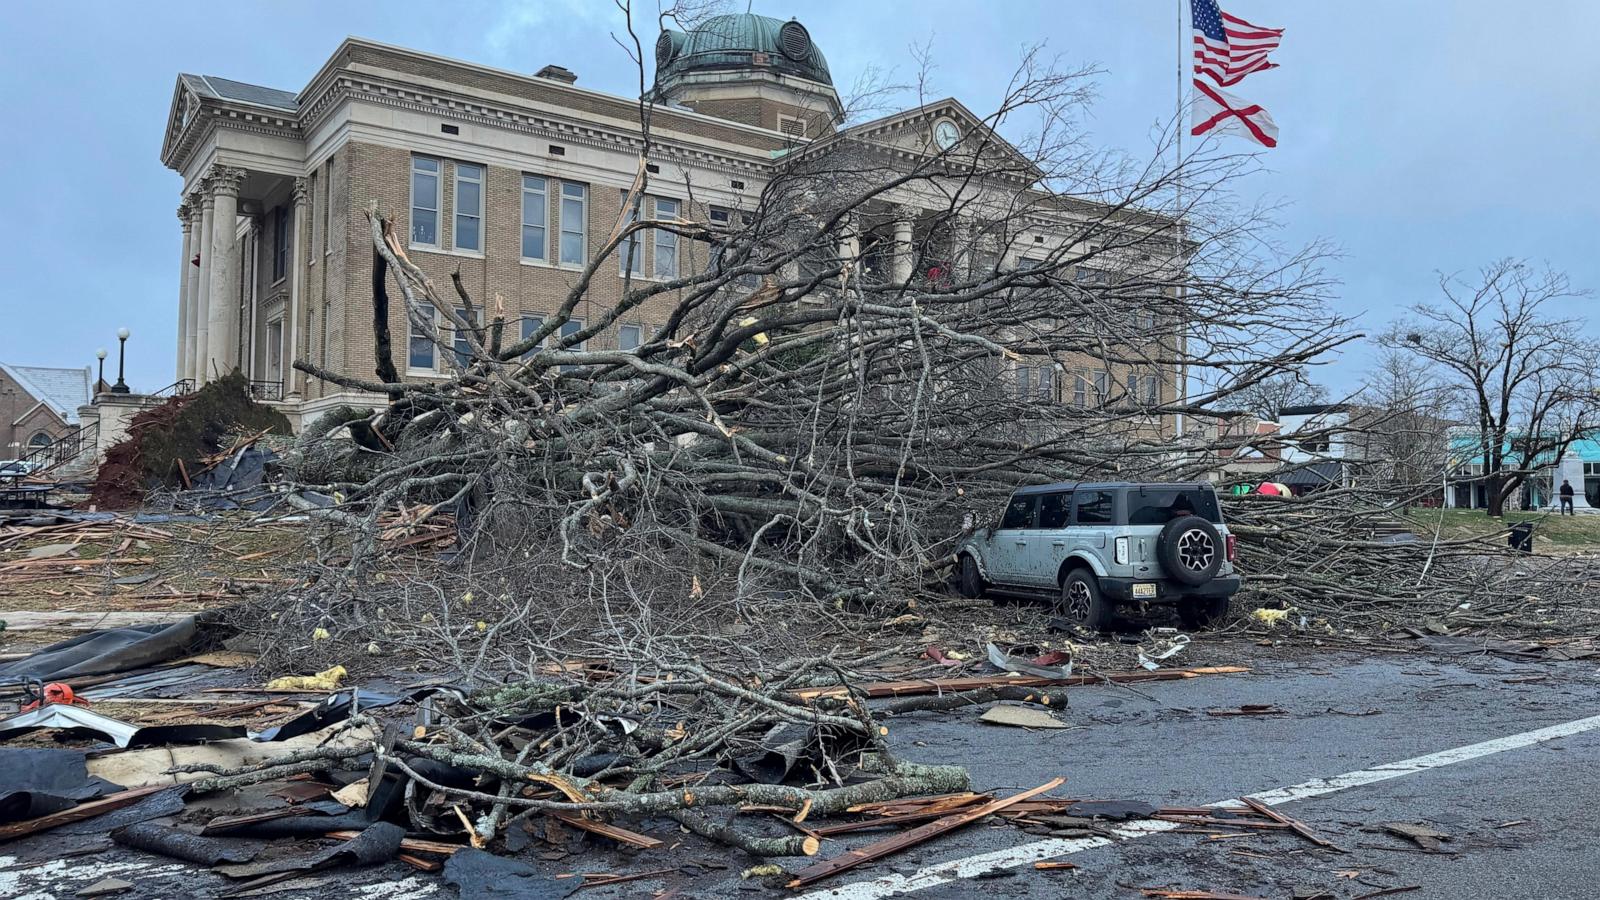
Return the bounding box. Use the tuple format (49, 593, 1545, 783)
(1174, 0, 1187, 439)
(1176, 0, 1187, 206)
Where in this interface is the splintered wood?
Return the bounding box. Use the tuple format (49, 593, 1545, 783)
(787, 778, 1066, 888)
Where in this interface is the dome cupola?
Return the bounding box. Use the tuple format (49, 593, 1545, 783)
(653, 14, 841, 136)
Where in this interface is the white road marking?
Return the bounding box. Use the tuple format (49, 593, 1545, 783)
(797, 712, 1600, 899)
(0, 854, 440, 900)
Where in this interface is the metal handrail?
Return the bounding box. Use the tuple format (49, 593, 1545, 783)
(149, 378, 196, 399)
(13, 420, 99, 476)
(247, 380, 285, 402)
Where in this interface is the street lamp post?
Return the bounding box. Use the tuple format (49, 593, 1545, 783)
(111, 328, 131, 394)
(95, 348, 107, 396)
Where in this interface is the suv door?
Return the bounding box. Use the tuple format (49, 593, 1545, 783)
(1025, 491, 1074, 586)
(989, 493, 1038, 584)
(1068, 489, 1115, 570)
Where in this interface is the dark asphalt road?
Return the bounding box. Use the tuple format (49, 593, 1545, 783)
(3, 643, 1598, 899)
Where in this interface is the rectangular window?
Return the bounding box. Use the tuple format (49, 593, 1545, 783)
(309, 171, 320, 264)
(558, 318, 585, 373)
(1127, 488, 1222, 525)
(999, 494, 1037, 530)
(1014, 366, 1031, 400)
(1146, 373, 1159, 404)
(408, 306, 434, 370)
(521, 175, 547, 261)
(272, 207, 289, 281)
(265, 319, 283, 384)
(322, 161, 333, 254)
(1038, 492, 1072, 529)
(653, 197, 679, 279)
(1072, 372, 1087, 407)
(451, 307, 479, 367)
(1038, 365, 1055, 402)
(1126, 372, 1138, 401)
(619, 323, 642, 351)
(453, 162, 483, 252)
(1073, 490, 1114, 525)
(411, 156, 440, 246)
(1093, 370, 1109, 406)
(710, 206, 758, 287)
(619, 191, 642, 276)
(559, 181, 587, 266)
(520, 314, 545, 361)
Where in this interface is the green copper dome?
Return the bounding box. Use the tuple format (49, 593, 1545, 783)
(656, 14, 832, 87)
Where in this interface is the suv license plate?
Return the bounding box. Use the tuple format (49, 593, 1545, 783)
(1132, 583, 1157, 599)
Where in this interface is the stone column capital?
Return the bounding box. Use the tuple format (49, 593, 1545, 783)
(292, 176, 310, 207)
(178, 203, 193, 229)
(207, 165, 247, 198)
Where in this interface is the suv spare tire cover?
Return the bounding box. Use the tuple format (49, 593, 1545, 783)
(1158, 515, 1223, 586)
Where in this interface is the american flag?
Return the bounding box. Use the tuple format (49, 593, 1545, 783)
(1192, 0, 1283, 86)
(1189, 0, 1283, 148)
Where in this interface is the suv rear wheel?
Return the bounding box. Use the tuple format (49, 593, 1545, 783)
(958, 554, 985, 599)
(1158, 515, 1224, 587)
(1055, 570, 1112, 631)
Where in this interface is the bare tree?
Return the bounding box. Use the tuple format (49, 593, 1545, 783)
(1223, 370, 1327, 421)
(1351, 347, 1454, 507)
(1383, 261, 1598, 517)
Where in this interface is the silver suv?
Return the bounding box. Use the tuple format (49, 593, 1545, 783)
(957, 482, 1241, 630)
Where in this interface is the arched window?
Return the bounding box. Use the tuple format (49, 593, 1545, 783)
(27, 432, 52, 449)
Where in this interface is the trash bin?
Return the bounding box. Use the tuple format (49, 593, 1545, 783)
(1508, 522, 1535, 553)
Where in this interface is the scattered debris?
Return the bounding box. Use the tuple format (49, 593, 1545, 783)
(1138, 631, 1191, 670)
(1381, 821, 1451, 852)
(979, 704, 1069, 729)
(1206, 705, 1287, 717)
(263, 665, 347, 692)
(787, 778, 1066, 888)
(75, 878, 135, 897)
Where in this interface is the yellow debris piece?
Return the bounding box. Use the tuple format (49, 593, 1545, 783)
(265, 665, 348, 691)
(1250, 608, 1291, 627)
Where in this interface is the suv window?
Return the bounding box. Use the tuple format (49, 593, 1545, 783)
(1073, 490, 1114, 524)
(1038, 492, 1071, 529)
(999, 494, 1037, 529)
(1127, 488, 1222, 524)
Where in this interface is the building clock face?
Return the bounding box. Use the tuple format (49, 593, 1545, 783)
(934, 120, 960, 150)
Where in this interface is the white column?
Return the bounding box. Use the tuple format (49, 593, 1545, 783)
(206, 166, 246, 379)
(193, 185, 215, 384)
(891, 212, 914, 284)
(287, 178, 309, 397)
(950, 218, 972, 280)
(182, 197, 202, 383)
(174, 203, 193, 383)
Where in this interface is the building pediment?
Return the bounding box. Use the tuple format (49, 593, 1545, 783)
(834, 98, 1045, 185)
(160, 75, 302, 175)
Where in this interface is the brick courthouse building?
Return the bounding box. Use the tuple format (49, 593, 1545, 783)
(160, 14, 1179, 430)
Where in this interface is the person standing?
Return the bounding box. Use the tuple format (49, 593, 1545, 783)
(1560, 479, 1576, 515)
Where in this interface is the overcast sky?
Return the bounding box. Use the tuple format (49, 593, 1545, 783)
(2, 1, 1596, 393)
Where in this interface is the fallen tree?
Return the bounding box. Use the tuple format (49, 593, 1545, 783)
(260, 9, 1356, 679)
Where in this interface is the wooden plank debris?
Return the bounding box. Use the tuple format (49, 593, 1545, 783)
(786, 777, 1066, 888)
(547, 812, 664, 850)
(1240, 797, 1347, 852)
(0, 785, 171, 843)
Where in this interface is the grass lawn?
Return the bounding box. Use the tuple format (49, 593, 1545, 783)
(1405, 507, 1600, 550)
